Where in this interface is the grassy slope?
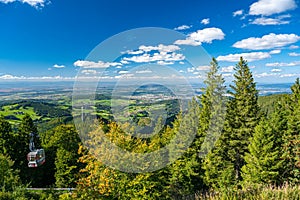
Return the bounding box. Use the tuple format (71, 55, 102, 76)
(0, 99, 72, 125)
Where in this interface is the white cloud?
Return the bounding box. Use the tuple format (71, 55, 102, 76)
(135, 70, 152, 74)
(53, 64, 65, 69)
(196, 65, 210, 71)
(0, 74, 74, 80)
(120, 60, 130, 65)
(187, 66, 210, 73)
(233, 33, 300, 50)
(217, 52, 271, 62)
(280, 73, 300, 77)
(126, 50, 144, 55)
(122, 74, 134, 78)
(114, 73, 134, 79)
(74, 60, 121, 68)
(255, 72, 278, 78)
(139, 44, 180, 53)
(40, 76, 73, 80)
(249, 0, 297, 16)
(289, 52, 300, 57)
(0, 74, 24, 79)
(157, 61, 174, 65)
(190, 28, 225, 43)
(269, 49, 281, 54)
(0, 0, 15, 3)
(222, 73, 233, 77)
(201, 18, 210, 25)
(22, 0, 48, 7)
(289, 45, 299, 49)
(122, 51, 185, 63)
(271, 68, 282, 72)
(174, 25, 192, 31)
(125, 44, 181, 56)
(123, 54, 151, 63)
(118, 70, 128, 74)
(266, 61, 300, 67)
(174, 38, 201, 46)
(187, 67, 195, 73)
(174, 27, 225, 46)
(0, 0, 49, 8)
(251, 15, 291, 25)
(192, 75, 206, 79)
(254, 72, 300, 79)
(221, 66, 234, 73)
(233, 10, 244, 17)
(254, 72, 300, 78)
(81, 69, 97, 75)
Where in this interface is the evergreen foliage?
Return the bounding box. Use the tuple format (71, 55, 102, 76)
(50, 125, 82, 188)
(203, 57, 260, 189)
(242, 117, 284, 186)
(197, 57, 226, 157)
(282, 78, 300, 184)
(0, 154, 21, 192)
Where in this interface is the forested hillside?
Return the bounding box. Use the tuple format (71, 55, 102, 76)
(0, 57, 300, 199)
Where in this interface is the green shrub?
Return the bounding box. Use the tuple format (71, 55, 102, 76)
(196, 184, 300, 200)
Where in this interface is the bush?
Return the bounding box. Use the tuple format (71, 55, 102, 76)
(196, 184, 300, 200)
(0, 154, 21, 192)
(0, 191, 13, 200)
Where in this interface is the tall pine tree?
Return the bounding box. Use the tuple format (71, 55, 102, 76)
(242, 117, 284, 186)
(197, 57, 227, 157)
(282, 78, 300, 184)
(225, 57, 260, 182)
(164, 58, 226, 196)
(203, 57, 260, 189)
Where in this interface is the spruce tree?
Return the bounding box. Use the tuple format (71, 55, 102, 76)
(203, 137, 235, 189)
(168, 98, 201, 197)
(242, 117, 283, 186)
(193, 57, 227, 190)
(226, 57, 259, 182)
(197, 57, 226, 157)
(282, 78, 300, 183)
(203, 57, 259, 189)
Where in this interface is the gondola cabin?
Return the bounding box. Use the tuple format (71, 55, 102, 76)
(27, 149, 45, 168)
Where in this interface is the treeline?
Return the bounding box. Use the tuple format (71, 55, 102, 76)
(0, 57, 300, 199)
(0, 114, 82, 199)
(73, 57, 300, 199)
(0, 100, 72, 122)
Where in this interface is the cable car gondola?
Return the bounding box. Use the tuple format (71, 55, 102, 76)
(27, 149, 45, 167)
(27, 132, 46, 168)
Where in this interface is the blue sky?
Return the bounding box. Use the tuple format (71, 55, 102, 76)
(0, 0, 300, 83)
